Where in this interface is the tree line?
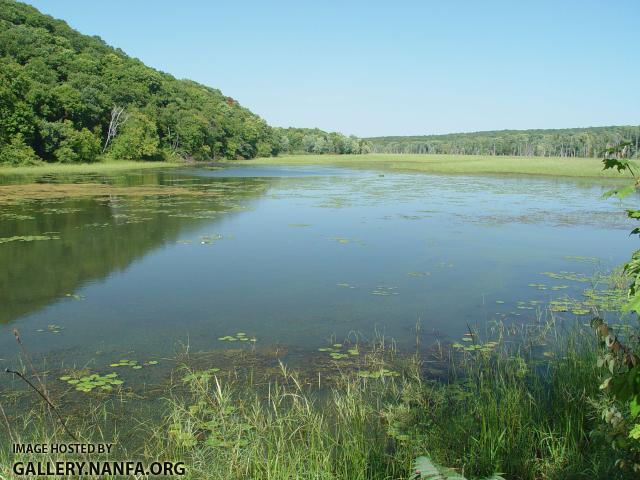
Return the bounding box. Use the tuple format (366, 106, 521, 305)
(367, 126, 640, 158)
(275, 128, 371, 155)
(0, 1, 367, 166)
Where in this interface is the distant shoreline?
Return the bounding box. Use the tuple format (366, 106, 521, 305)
(236, 153, 632, 179)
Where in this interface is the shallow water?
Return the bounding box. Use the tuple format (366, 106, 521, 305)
(0, 165, 635, 372)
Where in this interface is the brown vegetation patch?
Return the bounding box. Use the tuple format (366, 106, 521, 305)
(0, 183, 218, 203)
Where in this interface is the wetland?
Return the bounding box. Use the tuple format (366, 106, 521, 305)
(1, 164, 637, 479)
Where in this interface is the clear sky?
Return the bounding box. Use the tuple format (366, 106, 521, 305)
(24, 0, 640, 137)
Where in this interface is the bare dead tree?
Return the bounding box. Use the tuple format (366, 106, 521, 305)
(166, 126, 180, 153)
(102, 105, 128, 153)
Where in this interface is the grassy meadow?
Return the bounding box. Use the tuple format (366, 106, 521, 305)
(239, 154, 631, 178)
(0, 159, 181, 178)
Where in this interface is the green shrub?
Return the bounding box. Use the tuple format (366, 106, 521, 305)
(0, 134, 41, 166)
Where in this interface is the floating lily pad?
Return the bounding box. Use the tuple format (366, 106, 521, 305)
(219, 332, 256, 343)
(60, 372, 123, 393)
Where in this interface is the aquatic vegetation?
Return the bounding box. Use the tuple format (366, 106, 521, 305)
(371, 286, 399, 296)
(36, 324, 62, 334)
(199, 234, 223, 245)
(357, 368, 399, 378)
(540, 270, 591, 282)
(0, 213, 35, 220)
(0, 183, 221, 203)
(60, 372, 123, 393)
(564, 255, 600, 264)
(181, 368, 220, 383)
(64, 293, 84, 300)
(452, 339, 499, 354)
(0, 234, 59, 244)
(583, 287, 626, 311)
(337, 282, 356, 288)
(318, 343, 360, 360)
(81, 222, 110, 228)
(329, 236, 350, 244)
(218, 332, 256, 342)
(109, 358, 157, 369)
(42, 207, 82, 215)
(242, 153, 629, 178)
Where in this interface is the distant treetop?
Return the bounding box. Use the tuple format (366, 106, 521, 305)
(367, 126, 640, 158)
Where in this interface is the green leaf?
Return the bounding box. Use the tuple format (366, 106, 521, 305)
(602, 185, 637, 200)
(630, 397, 640, 418)
(610, 367, 640, 403)
(623, 295, 640, 315)
(602, 158, 634, 173)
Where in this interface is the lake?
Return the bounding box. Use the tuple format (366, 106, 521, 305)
(0, 165, 634, 377)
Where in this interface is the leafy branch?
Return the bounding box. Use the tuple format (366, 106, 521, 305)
(593, 141, 640, 472)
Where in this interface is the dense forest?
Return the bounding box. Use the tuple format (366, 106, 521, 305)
(0, 1, 368, 166)
(275, 128, 371, 155)
(368, 126, 640, 158)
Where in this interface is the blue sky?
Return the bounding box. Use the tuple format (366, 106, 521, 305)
(25, 1, 640, 137)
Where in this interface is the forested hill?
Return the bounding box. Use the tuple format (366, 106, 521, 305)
(0, 0, 284, 164)
(367, 126, 640, 158)
(0, 1, 369, 166)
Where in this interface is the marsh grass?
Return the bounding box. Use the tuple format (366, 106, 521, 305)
(0, 160, 181, 178)
(404, 326, 617, 479)
(0, 316, 635, 479)
(238, 154, 633, 179)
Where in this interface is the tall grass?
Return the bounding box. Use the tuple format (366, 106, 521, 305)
(148, 357, 413, 479)
(0, 321, 635, 479)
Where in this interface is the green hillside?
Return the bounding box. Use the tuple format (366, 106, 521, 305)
(0, 1, 365, 166)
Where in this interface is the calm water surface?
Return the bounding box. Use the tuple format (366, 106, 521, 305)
(0, 165, 635, 371)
